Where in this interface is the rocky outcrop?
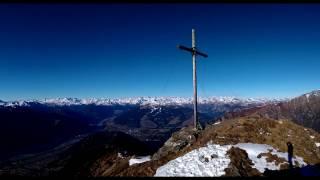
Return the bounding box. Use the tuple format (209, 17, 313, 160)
(152, 126, 199, 161)
(224, 147, 261, 177)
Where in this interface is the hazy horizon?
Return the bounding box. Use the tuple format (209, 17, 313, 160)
(1, 91, 316, 102)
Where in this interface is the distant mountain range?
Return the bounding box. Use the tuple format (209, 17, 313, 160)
(0, 96, 282, 107)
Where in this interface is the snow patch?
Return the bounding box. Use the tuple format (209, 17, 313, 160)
(315, 143, 320, 148)
(129, 155, 151, 166)
(213, 121, 221, 125)
(155, 144, 231, 177)
(310, 136, 315, 139)
(118, 152, 124, 158)
(234, 143, 306, 173)
(217, 136, 225, 139)
(306, 93, 310, 99)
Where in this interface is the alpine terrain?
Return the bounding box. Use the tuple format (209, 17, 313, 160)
(0, 92, 320, 177)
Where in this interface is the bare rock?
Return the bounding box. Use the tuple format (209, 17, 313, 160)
(224, 147, 261, 177)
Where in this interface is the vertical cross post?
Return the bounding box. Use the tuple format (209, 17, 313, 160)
(177, 29, 208, 130)
(192, 29, 198, 130)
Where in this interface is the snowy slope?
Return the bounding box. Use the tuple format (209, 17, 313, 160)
(154, 143, 307, 177)
(155, 144, 231, 177)
(233, 143, 306, 173)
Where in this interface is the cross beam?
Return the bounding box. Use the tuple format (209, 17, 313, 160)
(177, 45, 208, 58)
(177, 29, 208, 130)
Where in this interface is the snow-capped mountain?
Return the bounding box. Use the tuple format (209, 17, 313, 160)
(0, 96, 284, 107)
(303, 89, 320, 100)
(225, 89, 320, 132)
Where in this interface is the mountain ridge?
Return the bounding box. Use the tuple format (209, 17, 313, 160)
(223, 90, 320, 132)
(0, 96, 284, 107)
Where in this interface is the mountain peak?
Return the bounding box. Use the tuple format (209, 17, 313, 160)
(299, 90, 320, 100)
(306, 90, 320, 96)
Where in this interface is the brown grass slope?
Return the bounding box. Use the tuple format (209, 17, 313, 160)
(224, 90, 320, 132)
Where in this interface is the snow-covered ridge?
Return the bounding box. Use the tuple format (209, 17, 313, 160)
(0, 96, 284, 107)
(304, 90, 320, 100)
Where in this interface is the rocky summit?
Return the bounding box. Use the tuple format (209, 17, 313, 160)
(108, 115, 320, 177)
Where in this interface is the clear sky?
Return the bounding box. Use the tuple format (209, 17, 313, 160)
(1, 4, 320, 101)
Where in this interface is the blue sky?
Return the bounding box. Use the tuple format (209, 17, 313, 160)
(1, 4, 320, 101)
